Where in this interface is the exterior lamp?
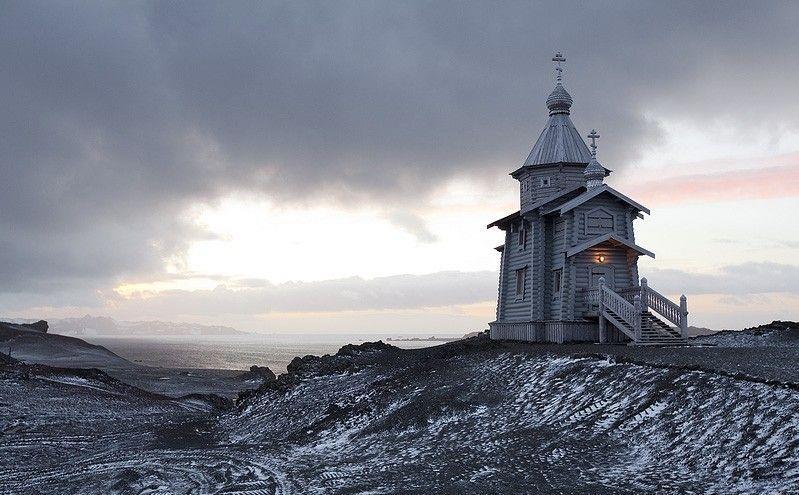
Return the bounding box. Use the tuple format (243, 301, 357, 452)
(598, 255, 606, 263)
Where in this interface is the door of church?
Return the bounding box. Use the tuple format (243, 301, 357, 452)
(590, 267, 614, 289)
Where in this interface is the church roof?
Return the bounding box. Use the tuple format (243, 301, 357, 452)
(486, 210, 520, 229)
(566, 233, 655, 259)
(523, 185, 586, 214)
(523, 112, 594, 167)
(549, 184, 650, 216)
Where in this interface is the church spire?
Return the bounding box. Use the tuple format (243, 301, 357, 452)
(521, 52, 593, 168)
(584, 129, 605, 189)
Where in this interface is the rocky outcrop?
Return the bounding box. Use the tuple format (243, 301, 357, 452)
(0, 320, 48, 334)
(236, 341, 399, 405)
(0, 321, 131, 368)
(248, 365, 276, 382)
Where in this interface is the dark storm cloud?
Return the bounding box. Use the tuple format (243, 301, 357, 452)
(2, 1, 799, 299)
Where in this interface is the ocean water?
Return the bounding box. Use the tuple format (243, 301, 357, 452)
(88, 334, 448, 372)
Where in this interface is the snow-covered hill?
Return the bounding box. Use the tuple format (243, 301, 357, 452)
(0, 320, 132, 368)
(2, 333, 799, 494)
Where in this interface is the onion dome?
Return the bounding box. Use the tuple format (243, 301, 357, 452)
(584, 129, 605, 189)
(584, 156, 605, 189)
(546, 83, 573, 115)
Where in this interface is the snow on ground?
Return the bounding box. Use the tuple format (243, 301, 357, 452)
(2, 337, 799, 494)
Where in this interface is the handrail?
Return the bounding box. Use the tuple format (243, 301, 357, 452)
(640, 278, 689, 338)
(600, 284, 638, 330)
(644, 286, 681, 326)
(615, 287, 640, 303)
(591, 278, 689, 342)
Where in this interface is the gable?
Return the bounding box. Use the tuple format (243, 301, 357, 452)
(566, 233, 655, 259)
(552, 185, 650, 216)
(584, 207, 614, 235)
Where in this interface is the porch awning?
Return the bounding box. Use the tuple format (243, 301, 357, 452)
(566, 233, 655, 259)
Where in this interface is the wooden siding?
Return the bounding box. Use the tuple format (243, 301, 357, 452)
(495, 247, 505, 320)
(530, 215, 546, 320)
(489, 320, 628, 343)
(573, 195, 635, 243)
(498, 221, 533, 321)
(541, 217, 554, 319)
(549, 218, 566, 319)
(518, 165, 588, 211)
(496, 201, 642, 323)
(572, 246, 639, 317)
(567, 193, 642, 319)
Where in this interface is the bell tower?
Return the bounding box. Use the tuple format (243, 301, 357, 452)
(512, 52, 597, 211)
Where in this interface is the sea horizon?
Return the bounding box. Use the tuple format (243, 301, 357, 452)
(86, 332, 456, 372)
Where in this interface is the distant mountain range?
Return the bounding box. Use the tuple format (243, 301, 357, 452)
(3, 315, 246, 338)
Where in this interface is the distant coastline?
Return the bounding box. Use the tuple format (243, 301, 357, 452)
(386, 336, 458, 342)
(3, 315, 246, 338)
(387, 331, 482, 342)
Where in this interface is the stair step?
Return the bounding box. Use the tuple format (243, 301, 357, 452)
(604, 308, 686, 346)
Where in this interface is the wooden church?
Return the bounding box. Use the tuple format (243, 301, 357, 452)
(488, 53, 689, 345)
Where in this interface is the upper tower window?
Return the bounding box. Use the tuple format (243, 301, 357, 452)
(540, 177, 551, 187)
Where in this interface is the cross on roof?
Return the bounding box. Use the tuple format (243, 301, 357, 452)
(552, 52, 566, 83)
(587, 129, 600, 156)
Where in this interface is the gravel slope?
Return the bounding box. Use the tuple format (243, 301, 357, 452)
(2, 335, 799, 494)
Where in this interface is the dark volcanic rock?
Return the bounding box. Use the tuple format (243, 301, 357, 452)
(238, 341, 400, 404)
(0, 320, 131, 368)
(248, 365, 276, 382)
(693, 320, 799, 347)
(0, 352, 17, 366)
(0, 320, 48, 334)
(337, 340, 394, 356)
(22, 320, 48, 333)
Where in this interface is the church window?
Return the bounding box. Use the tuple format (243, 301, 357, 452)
(515, 267, 527, 299)
(553, 269, 562, 295)
(540, 177, 551, 187)
(518, 221, 527, 249)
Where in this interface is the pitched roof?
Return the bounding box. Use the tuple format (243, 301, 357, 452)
(547, 184, 650, 216)
(523, 113, 594, 167)
(486, 210, 520, 229)
(566, 233, 655, 259)
(524, 185, 586, 214)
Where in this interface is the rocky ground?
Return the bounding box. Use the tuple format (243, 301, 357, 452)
(0, 321, 261, 398)
(2, 323, 799, 494)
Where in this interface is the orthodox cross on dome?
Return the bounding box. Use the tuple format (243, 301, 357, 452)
(587, 129, 600, 156)
(552, 52, 566, 83)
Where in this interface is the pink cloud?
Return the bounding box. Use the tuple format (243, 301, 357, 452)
(625, 159, 799, 206)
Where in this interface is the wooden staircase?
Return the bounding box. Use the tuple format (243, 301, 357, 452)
(588, 278, 689, 346)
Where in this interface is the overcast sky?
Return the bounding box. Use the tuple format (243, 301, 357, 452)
(2, 1, 798, 332)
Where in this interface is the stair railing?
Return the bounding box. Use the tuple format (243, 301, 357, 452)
(640, 278, 689, 339)
(598, 277, 641, 341)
